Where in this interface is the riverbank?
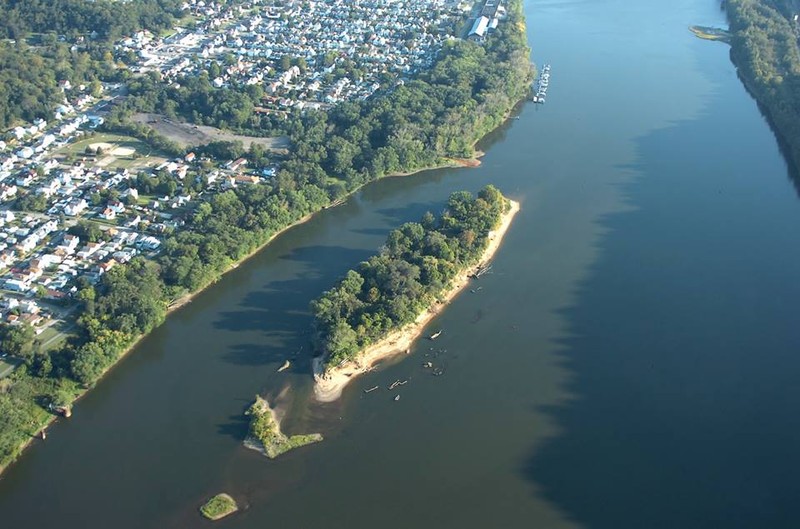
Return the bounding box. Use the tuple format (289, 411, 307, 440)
(313, 199, 520, 402)
(0, 158, 464, 477)
(0, 0, 533, 475)
(725, 0, 800, 172)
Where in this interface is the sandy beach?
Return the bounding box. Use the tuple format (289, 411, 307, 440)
(313, 199, 521, 402)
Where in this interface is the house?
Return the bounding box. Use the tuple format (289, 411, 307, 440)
(0, 184, 18, 201)
(77, 242, 102, 259)
(59, 234, 80, 253)
(20, 300, 40, 314)
(227, 157, 247, 172)
(121, 187, 139, 201)
(233, 174, 260, 185)
(64, 199, 88, 216)
(18, 234, 41, 253)
(16, 147, 34, 160)
(5, 278, 30, 292)
(2, 297, 19, 310)
(15, 172, 35, 186)
(97, 259, 118, 274)
(20, 313, 43, 327)
(138, 236, 161, 251)
(99, 208, 116, 220)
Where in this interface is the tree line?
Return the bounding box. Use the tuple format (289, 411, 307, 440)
(311, 186, 509, 369)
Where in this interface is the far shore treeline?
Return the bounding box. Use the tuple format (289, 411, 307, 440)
(725, 0, 800, 170)
(0, 1, 532, 471)
(311, 186, 509, 369)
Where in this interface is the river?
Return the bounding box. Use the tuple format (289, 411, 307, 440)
(2, 0, 800, 527)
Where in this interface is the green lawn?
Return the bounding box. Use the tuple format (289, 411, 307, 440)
(0, 357, 21, 379)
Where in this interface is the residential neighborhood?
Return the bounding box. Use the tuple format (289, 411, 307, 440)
(119, 0, 471, 111)
(0, 0, 497, 341)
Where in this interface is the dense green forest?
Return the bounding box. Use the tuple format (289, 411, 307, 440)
(311, 186, 509, 369)
(0, 0, 184, 41)
(726, 0, 800, 168)
(0, 1, 531, 471)
(0, 0, 188, 128)
(0, 39, 117, 130)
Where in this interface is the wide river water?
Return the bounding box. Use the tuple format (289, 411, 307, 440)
(2, 0, 800, 527)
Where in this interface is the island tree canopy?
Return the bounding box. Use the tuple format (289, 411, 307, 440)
(311, 186, 509, 368)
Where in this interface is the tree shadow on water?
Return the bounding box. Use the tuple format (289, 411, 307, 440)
(216, 398, 253, 441)
(213, 245, 374, 368)
(375, 200, 439, 225)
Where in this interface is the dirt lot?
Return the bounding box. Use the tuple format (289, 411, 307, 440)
(132, 113, 290, 153)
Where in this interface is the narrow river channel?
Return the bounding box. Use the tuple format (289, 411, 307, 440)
(2, 0, 800, 527)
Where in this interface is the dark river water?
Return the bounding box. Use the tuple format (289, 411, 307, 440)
(3, 0, 800, 527)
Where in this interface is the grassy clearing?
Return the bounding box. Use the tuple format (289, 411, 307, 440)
(56, 133, 168, 170)
(0, 358, 20, 379)
(199, 493, 238, 521)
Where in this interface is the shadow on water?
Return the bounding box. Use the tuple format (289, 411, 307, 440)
(523, 98, 800, 528)
(215, 400, 253, 441)
(728, 51, 800, 198)
(214, 245, 373, 333)
(374, 201, 439, 225)
(350, 227, 393, 237)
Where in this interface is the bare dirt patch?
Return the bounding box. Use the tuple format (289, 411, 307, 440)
(112, 147, 136, 156)
(132, 113, 290, 153)
(89, 142, 113, 151)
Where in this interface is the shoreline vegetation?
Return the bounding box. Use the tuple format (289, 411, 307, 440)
(243, 396, 322, 459)
(312, 188, 519, 402)
(725, 0, 800, 170)
(199, 493, 238, 521)
(0, 0, 532, 475)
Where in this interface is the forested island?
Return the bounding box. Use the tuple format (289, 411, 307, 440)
(311, 186, 519, 401)
(0, 0, 532, 474)
(243, 396, 322, 458)
(725, 0, 800, 169)
(199, 493, 239, 521)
